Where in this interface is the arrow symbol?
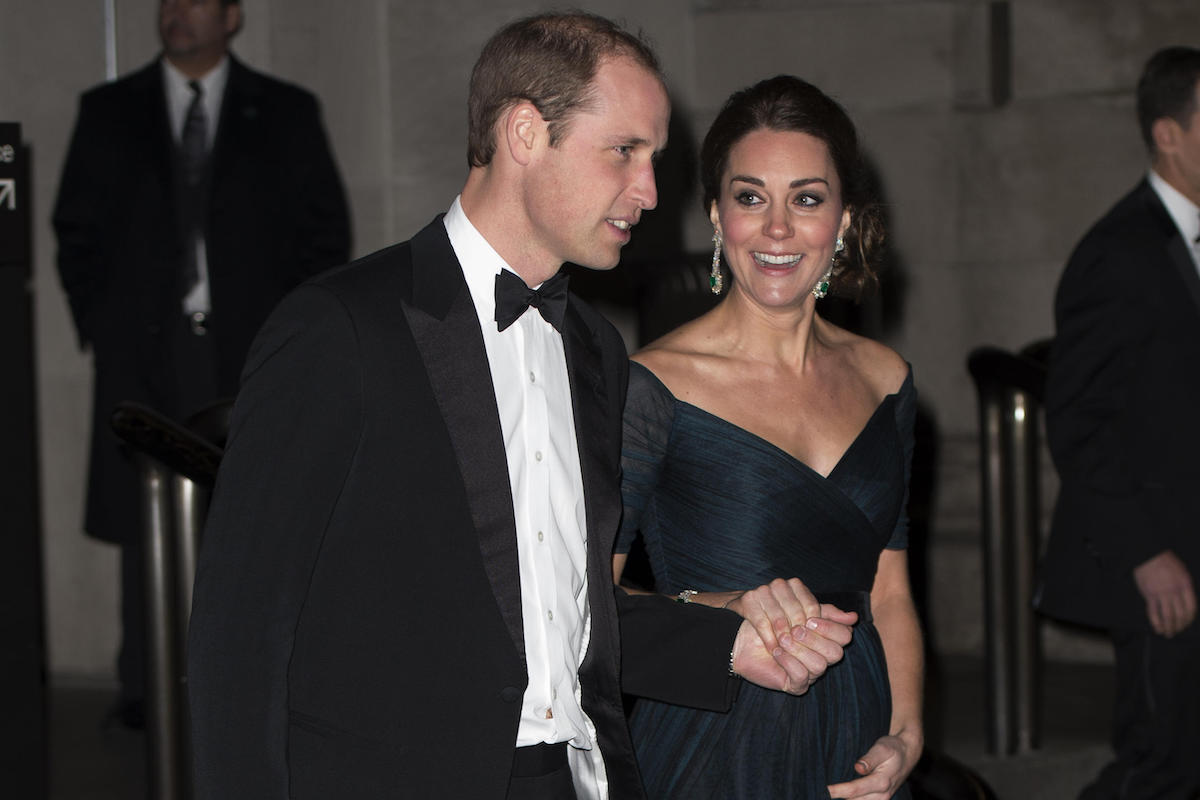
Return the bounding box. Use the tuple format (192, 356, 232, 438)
(0, 179, 14, 210)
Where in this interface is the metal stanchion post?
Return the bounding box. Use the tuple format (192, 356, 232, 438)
(173, 475, 205, 641)
(969, 345, 1047, 757)
(115, 400, 230, 799)
(977, 383, 1014, 755)
(172, 474, 207, 797)
(1008, 390, 1041, 754)
(138, 455, 186, 800)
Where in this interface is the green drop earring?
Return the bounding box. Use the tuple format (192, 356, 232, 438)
(710, 228, 724, 295)
(813, 235, 844, 300)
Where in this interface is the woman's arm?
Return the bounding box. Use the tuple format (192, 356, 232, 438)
(828, 548, 924, 799)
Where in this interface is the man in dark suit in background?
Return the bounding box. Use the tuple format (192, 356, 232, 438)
(53, 0, 350, 727)
(1039, 46, 1200, 800)
(187, 12, 855, 799)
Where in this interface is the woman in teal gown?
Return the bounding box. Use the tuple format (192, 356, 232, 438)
(614, 76, 924, 799)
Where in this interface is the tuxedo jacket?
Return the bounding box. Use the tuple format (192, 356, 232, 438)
(53, 55, 351, 544)
(187, 218, 743, 799)
(1038, 179, 1200, 632)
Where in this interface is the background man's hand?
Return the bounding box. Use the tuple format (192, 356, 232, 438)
(1133, 550, 1196, 637)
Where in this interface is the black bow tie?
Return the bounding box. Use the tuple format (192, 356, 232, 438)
(494, 270, 569, 333)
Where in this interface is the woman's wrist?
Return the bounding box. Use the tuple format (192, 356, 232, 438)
(707, 590, 744, 610)
(891, 723, 924, 755)
(669, 589, 746, 611)
(672, 589, 744, 609)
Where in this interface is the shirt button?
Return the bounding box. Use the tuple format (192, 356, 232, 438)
(547, 610, 554, 622)
(537, 531, 544, 542)
(535, 451, 543, 462)
(529, 371, 536, 383)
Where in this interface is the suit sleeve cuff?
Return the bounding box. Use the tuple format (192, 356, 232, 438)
(616, 590, 742, 712)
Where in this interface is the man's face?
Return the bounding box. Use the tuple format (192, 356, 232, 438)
(159, 0, 238, 67)
(521, 56, 670, 272)
(1158, 79, 1200, 206)
(1174, 82, 1200, 204)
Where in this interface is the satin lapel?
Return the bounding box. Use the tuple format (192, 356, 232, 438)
(563, 304, 619, 565)
(402, 221, 525, 659)
(1165, 233, 1200, 317)
(1141, 182, 1200, 317)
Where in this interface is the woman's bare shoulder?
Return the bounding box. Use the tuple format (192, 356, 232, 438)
(818, 318, 910, 397)
(632, 319, 727, 399)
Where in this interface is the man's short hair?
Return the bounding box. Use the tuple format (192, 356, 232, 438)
(1137, 46, 1200, 154)
(466, 12, 662, 168)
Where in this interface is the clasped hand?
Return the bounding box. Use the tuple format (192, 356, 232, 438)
(726, 577, 857, 695)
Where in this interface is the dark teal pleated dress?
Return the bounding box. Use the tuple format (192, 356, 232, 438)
(617, 361, 916, 799)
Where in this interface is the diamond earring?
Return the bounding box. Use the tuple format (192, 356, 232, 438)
(813, 235, 844, 299)
(709, 229, 724, 295)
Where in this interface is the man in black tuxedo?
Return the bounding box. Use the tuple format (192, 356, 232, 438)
(53, 0, 350, 726)
(1038, 46, 1200, 800)
(187, 12, 855, 800)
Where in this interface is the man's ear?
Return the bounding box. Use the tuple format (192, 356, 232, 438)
(1152, 116, 1179, 156)
(503, 102, 542, 166)
(224, 3, 243, 38)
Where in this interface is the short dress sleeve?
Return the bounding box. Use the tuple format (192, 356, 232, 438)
(616, 361, 677, 554)
(885, 367, 917, 550)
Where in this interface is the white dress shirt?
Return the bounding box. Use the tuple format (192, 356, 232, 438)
(1148, 168, 1200, 275)
(162, 55, 230, 316)
(443, 198, 608, 799)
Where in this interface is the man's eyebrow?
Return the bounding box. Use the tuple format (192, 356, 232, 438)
(610, 136, 653, 149)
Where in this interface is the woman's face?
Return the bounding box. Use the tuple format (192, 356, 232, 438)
(711, 127, 850, 311)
